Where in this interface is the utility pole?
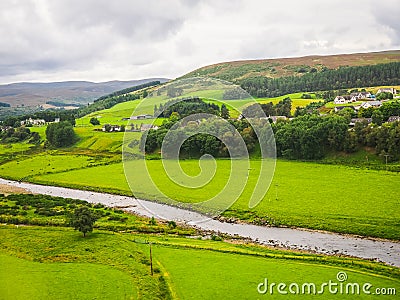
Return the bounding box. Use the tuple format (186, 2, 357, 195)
(149, 242, 153, 276)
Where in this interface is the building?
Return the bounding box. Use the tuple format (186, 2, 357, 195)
(349, 118, 372, 126)
(360, 101, 382, 109)
(377, 88, 397, 95)
(140, 124, 158, 131)
(334, 95, 357, 104)
(102, 124, 122, 132)
(21, 118, 46, 126)
(129, 114, 154, 120)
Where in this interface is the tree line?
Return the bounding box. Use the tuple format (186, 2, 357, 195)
(94, 81, 161, 102)
(0, 126, 40, 144)
(238, 62, 400, 97)
(273, 114, 400, 162)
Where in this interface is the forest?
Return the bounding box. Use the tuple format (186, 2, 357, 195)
(238, 62, 400, 97)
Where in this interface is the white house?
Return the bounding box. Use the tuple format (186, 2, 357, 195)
(21, 118, 46, 126)
(334, 95, 357, 104)
(351, 91, 372, 99)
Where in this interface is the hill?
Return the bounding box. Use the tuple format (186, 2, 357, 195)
(0, 78, 169, 108)
(184, 50, 400, 81)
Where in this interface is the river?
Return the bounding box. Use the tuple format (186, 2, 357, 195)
(0, 178, 398, 267)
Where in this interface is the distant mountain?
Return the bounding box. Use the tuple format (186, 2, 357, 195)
(183, 50, 400, 81)
(0, 78, 169, 107)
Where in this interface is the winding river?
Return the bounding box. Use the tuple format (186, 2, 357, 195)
(0, 178, 399, 267)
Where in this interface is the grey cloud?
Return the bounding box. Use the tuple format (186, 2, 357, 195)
(0, 0, 399, 84)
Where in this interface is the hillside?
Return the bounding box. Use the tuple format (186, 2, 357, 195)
(0, 78, 169, 108)
(184, 50, 400, 81)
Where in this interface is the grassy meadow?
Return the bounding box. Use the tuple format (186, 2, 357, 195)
(0, 254, 137, 300)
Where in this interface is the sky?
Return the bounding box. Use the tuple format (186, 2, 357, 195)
(0, 0, 399, 84)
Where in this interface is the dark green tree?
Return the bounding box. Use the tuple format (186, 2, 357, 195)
(69, 206, 98, 237)
(221, 104, 230, 119)
(45, 121, 78, 148)
(89, 117, 100, 125)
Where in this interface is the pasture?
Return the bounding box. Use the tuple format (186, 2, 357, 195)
(0, 254, 137, 300)
(0, 226, 168, 299)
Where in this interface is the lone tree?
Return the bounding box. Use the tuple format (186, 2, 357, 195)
(69, 206, 98, 237)
(90, 117, 100, 125)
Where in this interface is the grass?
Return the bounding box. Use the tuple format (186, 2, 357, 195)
(0, 226, 170, 299)
(0, 253, 137, 300)
(10, 159, 398, 240)
(1, 225, 398, 300)
(0, 151, 117, 180)
(152, 243, 400, 299)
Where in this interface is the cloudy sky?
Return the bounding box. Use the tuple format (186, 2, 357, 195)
(1, 0, 399, 84)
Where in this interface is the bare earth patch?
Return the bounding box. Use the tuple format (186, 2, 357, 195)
(0, 184, 30, 195)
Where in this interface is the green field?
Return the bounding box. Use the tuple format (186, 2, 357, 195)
(1, 158, 396, 239)
(1, 225, 398, 300)
(0, 254, 136, 300)
(152, 244, 399, 299)
(0, 226, 169, 299)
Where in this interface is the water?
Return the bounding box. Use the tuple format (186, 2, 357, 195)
(0, 178, 398, 267)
